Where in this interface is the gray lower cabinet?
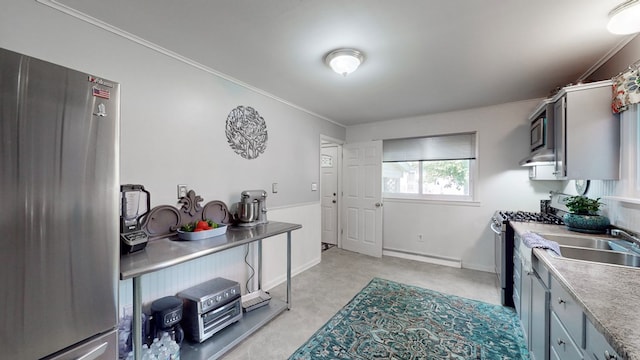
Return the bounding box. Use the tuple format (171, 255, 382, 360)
(585, 317, 620, 360)
(514, 234, 546, 359)
(530, 271, 549, 360)
(550, 311, 583, 360)
(515, 244, 621, 360)
(521, 269, 532, 347)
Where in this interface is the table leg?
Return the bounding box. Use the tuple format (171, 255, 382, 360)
(258, 240, 262, 291)
(287, 230, 291, 309)
(133, 276, 142, 360)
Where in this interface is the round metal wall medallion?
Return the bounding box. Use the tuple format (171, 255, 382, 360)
(225, 106, 268, 159)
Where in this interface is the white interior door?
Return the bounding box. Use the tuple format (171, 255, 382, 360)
(321, 145, 338, 245)
(342, 141, 383, 257)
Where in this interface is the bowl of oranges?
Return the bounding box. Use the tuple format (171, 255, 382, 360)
(177, 219, 227, 240)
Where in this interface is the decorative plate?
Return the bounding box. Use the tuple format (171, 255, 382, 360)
(203, 200, 231, 225)
(142, 205, 181, 237)
(575, 180, 590, 195)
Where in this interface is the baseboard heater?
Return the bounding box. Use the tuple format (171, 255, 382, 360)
(383, 248, 462, 268)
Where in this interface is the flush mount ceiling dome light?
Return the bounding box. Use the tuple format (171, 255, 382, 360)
(607, 0, 640, 34)
(324, 48, 364, 76)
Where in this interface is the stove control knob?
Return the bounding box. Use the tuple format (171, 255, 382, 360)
(224, 291, 229, 298)
(206, 299, 213, 307)
(216, 295, 222, 302)
(230, 288, 236, 295)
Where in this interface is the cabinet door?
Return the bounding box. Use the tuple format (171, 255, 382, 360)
(513, 250, 522, 315)
(585, 317, 620, 360)
(521, 271, 532, 346)
(553, 96, 566, 178)
(531, 274, 549, 360)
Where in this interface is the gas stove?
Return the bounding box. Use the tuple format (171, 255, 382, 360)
(491, 208, 564, 308)
(497, 210, 564, 225)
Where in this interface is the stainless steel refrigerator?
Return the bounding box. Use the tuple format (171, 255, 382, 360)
(0, 47, 120, 360)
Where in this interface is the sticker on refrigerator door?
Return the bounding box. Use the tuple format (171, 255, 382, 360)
(94, 103, 107, 117)
(92, 86, 110, 99)
(87, 75, 113, 88)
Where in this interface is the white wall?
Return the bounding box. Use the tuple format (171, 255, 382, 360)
(1, 0, 343, 308)
(346, 100, 562, 272)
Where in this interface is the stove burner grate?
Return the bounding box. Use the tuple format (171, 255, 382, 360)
(499, 211, 564, 225)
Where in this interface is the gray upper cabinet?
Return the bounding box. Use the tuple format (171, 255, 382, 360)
(552, 80, 620, 180)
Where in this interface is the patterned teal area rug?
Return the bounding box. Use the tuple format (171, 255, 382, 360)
(289, 278, 528, 360)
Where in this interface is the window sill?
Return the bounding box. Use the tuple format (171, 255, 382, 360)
(383, 197, 482, 207)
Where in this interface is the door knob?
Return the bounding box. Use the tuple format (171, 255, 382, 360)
(375, 202, 383, 208)
(332, 200, 336, 203)
(333, 193, 336, 196)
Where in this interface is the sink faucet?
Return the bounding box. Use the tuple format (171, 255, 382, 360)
(611, 229, 640, 247)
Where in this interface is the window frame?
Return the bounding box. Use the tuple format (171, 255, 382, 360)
(382, 132, 478, 203)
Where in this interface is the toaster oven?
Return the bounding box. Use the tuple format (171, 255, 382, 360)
(177, 277, 242, 343)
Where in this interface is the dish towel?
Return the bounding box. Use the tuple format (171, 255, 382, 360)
(519, 232, 562, 273)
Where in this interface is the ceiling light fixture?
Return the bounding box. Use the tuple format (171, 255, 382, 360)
(607, 0, 640, 34)
(324, 49, 364, 76)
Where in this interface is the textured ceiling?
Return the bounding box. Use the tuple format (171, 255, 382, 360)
(56, 0, 633, 126)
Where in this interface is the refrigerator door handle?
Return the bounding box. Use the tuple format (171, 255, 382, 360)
(75, 342, 108, 360)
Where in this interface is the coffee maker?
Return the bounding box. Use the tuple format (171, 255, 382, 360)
(149, 296, 184, 345)
(120, 184, 150, 253)
(234, 190, 268, 227)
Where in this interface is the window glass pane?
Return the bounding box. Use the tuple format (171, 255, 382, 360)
(383, 161, 419, 194)
(422, 160, 470, 196)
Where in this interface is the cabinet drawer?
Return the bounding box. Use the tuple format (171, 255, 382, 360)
(532, 253, 550, 288)
(551, 312, 583, 360)
(550, 277, 584, 347)
(585, 317, 620, 360)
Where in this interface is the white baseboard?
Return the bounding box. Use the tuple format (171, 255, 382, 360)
(263, 255, 321, 291)
(383, 249, 462, 268)
(462, 263, 496, 273)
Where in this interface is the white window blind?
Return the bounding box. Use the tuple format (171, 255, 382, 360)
(383, 132, 476, 162)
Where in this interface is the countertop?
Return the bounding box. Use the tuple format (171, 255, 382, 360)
(511, 222, 640, 360)
(120, 221, 302, 280)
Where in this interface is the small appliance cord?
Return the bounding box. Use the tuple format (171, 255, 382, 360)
(244, 244, 255, 293)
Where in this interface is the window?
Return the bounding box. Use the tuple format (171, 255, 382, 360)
(382, 132, 476, 201)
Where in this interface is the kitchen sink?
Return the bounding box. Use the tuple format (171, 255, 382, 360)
(536, 234, 613, 250)
(557, 246, 640, 267)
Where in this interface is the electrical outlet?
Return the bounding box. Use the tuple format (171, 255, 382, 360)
(272, 183, 278, 193)
(177, 184, 188, 199)
(417, 234, 424, 242)
(311, 182, 318, 191)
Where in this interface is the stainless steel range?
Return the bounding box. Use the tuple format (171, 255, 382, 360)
(491, 209, 563, 307)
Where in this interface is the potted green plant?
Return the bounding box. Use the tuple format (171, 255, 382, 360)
(562, 195, 610, 233)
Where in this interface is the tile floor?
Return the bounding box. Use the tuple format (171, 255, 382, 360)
(222, 247, 500, 359)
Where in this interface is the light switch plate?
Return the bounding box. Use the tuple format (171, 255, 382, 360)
(177, 184, 188, 199)
(272, 183, 278, 193)
(311, 183, 318, 191)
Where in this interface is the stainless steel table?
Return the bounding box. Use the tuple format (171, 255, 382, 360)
(120, 221, 302, 360)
